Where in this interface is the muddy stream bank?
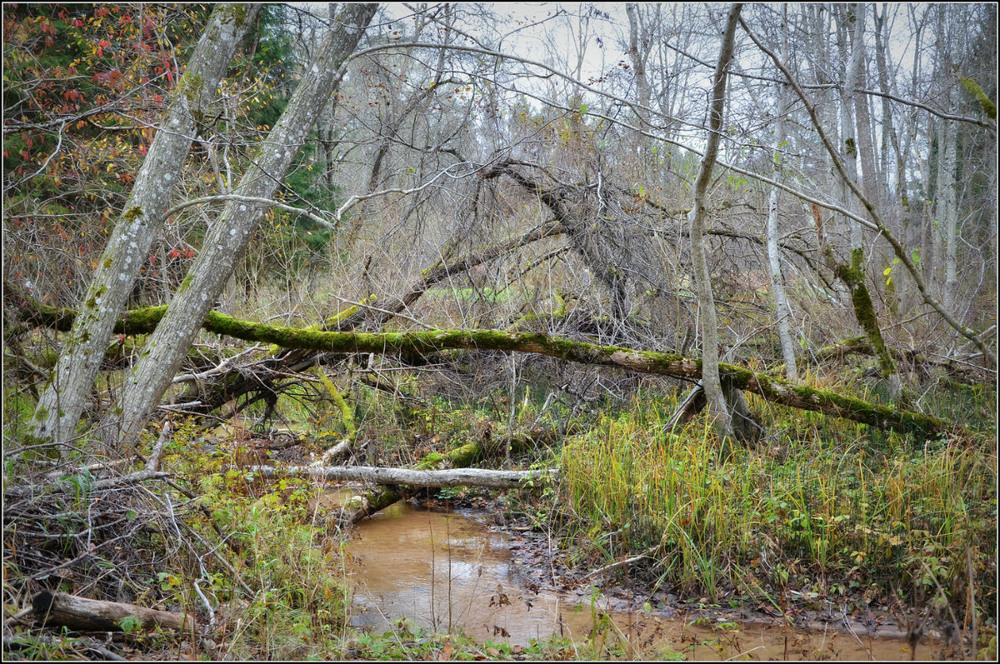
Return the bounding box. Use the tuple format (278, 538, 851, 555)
(339, 496, 940, 660)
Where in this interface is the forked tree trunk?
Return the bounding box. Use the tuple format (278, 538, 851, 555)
(29, 5, 260, 451)
(102, 3, 379, 450)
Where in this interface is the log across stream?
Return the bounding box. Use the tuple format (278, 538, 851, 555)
(341, 494, 936, 660)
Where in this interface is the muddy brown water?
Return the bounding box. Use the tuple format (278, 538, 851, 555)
(344, 498, 932, 660)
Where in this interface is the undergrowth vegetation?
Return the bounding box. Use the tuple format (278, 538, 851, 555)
(551, 380, 996, 654)
(4, 363, 996, 660)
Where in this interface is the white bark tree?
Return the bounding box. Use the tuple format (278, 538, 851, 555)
(102, 3, 379, 449)
(837, 3, 864, 252)
(765, 7, 798, 380)
(741, 11, 996, 368)
(29, 4, 261, 451)
(937, 102, 959, 313)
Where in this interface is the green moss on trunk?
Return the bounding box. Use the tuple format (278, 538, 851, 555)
(834, 248, 896, 380)
(960, 76, 998, 120)
(16, 299, 953, 438)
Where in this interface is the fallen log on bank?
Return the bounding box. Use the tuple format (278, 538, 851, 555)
(809, 335, 987, 384)
(14, 298, 956, 438)
(246, 465, 558, 488)
(284, 425, 570, 524)
(31, 591, 195, 633)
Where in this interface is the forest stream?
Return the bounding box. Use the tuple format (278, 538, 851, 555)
(342, 498, 932, 661)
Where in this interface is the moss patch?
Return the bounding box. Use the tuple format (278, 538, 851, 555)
(122, 206, 143, 222)
(834, 248, 896, 379)
(960, 76, 998, 120)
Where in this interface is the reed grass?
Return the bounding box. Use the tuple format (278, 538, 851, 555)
(559, 383, 997, 624)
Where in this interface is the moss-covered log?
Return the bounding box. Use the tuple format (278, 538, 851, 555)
(13, 298, 954, 437)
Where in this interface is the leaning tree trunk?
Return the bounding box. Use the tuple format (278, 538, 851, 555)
(29, 5, 260, 451)
(744, 12, 994, 368)
(688, 3, 742, 441)
(102, 3, 379, 450)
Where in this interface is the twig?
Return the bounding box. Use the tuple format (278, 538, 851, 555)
(2, 607, 33, 627)
(146, 420, 171, 472)
(151, 481, 254, 596)
(583, 544, 659, 580)
(5, 469, 171, 499)
(82, 643, 126, 661)
(330, 294, 436, 330)
(171, 345, 262, 384)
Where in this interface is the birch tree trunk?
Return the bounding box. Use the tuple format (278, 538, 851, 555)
(102, 3, 379, 449)
(688, 3, 742, 441)
(29, 5, 260, 450)
(838, 3, 864, 252)
(766, 8, 798, 380)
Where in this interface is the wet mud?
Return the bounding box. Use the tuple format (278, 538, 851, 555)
(344, 499, 943, 660)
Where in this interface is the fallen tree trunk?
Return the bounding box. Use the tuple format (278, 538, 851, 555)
(312, 425, 570, 523)
(14, 298, 955, 438)
(31, 591, 194, 633)
(809, 335, 986, 384)
(246, 465, 558, 488)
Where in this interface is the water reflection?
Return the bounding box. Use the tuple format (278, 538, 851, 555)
(345, 498, 926, 660)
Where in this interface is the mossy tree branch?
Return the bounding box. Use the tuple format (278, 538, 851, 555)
(17, 297, 956, 438)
